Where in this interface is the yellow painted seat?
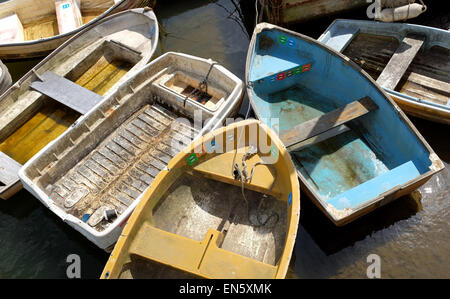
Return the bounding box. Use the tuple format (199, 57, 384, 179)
(192, 149, 282, 197)
(129, 223, 278, 279)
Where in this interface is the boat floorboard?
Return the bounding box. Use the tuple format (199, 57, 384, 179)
(343, 33, 450, 106)
(22, 13, 103, 41)
(118, 172, 287, 278)
(267, 85, 391, 199)
(0, 100, 80, 165)
(151, 173, 287, 266)
(48, 104, 198, 232)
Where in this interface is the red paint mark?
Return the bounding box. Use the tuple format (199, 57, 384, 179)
(277, 72, 286, 81)
(120, 216, 130, 227)
(302, 63, 311, 72)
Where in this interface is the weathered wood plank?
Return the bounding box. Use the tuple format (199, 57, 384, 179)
(30, 71, 103, 114)
(287, 124, 351, 151)
(122, 175, 147, 193)
(377, 34, 426, 90)
(280, 97, 378, 148)
(406, 72, 450, 98)
(129, 168, 154, 185)
(138, 113, 166, 131)
(401, 82, 449, 105)
(119, 128, 146, 148)
(144, 107, 172, 126)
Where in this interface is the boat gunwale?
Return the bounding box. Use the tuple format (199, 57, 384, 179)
(245, 22, 444, 225)
(319, 18, 450, 51)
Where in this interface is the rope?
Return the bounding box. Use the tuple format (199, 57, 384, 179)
(232, 146, 279, 228)
(183, 61, 218, 107)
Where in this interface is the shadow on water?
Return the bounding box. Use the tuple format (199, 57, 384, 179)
(0, 189, 40, 219)
(410, 117, 450, 163)
(299, 190, 422, 257)
(4, 58, 41, 83)
(0, 190, 108, 279)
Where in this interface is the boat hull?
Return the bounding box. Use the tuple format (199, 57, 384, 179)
(19, 52, 244, 250)
(318, 19, 450, 124)
(0, 60, 11, 95)
(0, 0, 150, 60)
(0, 8, 159, 200)
(390, 93, 450, 125)
(264, 0, 367, 25)
(246, 23, 444, 225)
(101, 119, 300, 278)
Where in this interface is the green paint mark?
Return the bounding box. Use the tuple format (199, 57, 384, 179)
(278, 35, 287, 44)
(294, 66, 302, 75)
(270, 145, 278, 158)
(186, 153, 198, 166)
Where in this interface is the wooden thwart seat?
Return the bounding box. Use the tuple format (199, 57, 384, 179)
(376, 34, 426, 90)
(129, 223, 277, 278)
(280, 96, 378, 150)
(30, 71, 103, 114)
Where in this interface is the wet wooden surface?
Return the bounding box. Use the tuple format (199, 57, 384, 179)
(343, 34, 450, 106)
(74, 58, 132, 96)
(0, 101, 79, 165)
(280, 97, 377, 148)
(376, 34, 426, 90)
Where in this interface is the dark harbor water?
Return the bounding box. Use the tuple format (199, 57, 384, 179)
(0, 0, 449, 278)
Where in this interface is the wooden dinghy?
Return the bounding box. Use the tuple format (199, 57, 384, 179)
(100, 119, 300, 279)
(0, 8, 158, 200)
(319, 20, 450, 124)
(0, 0, 152, 60)
(246, 23, 444, 226)
(0, 60, 12, 95)
(19, 52, 244, 250)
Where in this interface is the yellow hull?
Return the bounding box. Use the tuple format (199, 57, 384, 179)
(391, 94, 450, 125)
(101, 119, 300, 279)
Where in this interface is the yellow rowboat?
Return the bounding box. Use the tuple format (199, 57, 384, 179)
(0, 0, 152, 60)
(101, 119, 300, 279)
(0, 8, 158, 200)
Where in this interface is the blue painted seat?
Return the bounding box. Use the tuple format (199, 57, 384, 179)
(249, 55, 311, 84)
(326, 160, 421, 210)
(321, 25, 359, 52)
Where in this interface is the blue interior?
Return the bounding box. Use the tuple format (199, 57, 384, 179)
(248, 28, 432, 209)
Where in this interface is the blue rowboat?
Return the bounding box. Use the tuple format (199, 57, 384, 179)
(318, 19, 450, 124)
(245, 23, 444, 225)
